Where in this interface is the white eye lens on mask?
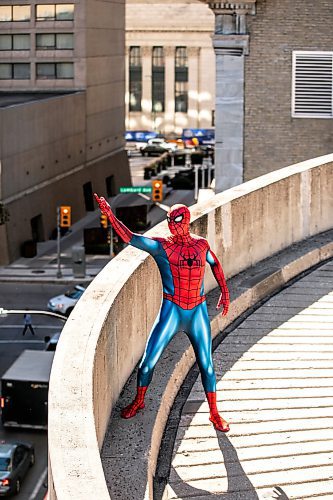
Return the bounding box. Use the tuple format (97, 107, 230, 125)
(167, 216, 171, 222)
(174, 215, 183, 223)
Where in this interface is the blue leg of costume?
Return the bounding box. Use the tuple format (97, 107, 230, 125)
(186, 301, 216, 393)
(138, 300, 216, 392)
(138, 299, 180, 387)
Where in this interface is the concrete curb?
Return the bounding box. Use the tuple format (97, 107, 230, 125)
(102, 232, 333, 500)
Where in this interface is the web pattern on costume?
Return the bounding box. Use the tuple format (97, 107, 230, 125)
(161, 236, 209, 309)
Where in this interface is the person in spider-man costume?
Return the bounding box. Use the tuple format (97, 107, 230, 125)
(94, 194, 230, 432)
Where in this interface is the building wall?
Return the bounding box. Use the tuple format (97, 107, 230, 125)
(125, 0, 215, 134)
(244, 0, 333, 180)
(0, 0, 130, 264)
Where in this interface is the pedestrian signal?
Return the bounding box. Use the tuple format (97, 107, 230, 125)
(100, 214, 108, 229)
(152, 180, 163, 202)
(60, 206, 71, 227)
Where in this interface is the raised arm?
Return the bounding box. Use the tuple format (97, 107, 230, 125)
(94, 193, 160, 255)
(206, 247, 230, 316)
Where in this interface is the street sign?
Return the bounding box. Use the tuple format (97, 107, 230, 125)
(120, 186, 152, 194)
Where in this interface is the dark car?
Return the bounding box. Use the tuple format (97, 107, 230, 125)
(44, 332, 61, 351)
(140, 139, 177, 157)
(0, 441, 35, 496)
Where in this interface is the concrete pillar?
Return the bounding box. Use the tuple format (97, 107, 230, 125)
(214, 36, 248, 191)
(199, 0, 256, 192)
(188, 47, 200, 128)
(125, 47, 129, 129)
(164, 46, 175, 134)
(141, 46, 152, 129)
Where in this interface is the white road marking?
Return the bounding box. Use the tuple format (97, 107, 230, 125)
(29, 466, 47, 500)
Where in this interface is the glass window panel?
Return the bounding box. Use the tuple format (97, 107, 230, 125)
(13, 63, 30, 79)
(13, 34, 30, 50)
(37, 63, 56, 78)
(36, 33, 55, 49)
(175, 47, 187, 67)
(0, 6, 12, 22)
(152, 47, 164, 67)
(13, 5, 30, 21)
(56, 33, 73, 49)
(56, 4, 74, 20)
(175, 81, 188, 112)
(0, 64, 12, 79)
(0, 35, 12, 50)
(129, 47, 141, 67)
(56, 62, 74, 78)
(36, 5, 55, 21)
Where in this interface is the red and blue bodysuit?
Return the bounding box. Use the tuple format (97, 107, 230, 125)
(95, 195, 230, 432)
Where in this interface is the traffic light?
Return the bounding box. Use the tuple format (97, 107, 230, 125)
(60, 206, 71, 227)
(100, 214, 108, 229)
(152, 180, 163, 202)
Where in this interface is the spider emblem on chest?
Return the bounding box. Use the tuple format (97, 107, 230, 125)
(179, 249, 201, 268)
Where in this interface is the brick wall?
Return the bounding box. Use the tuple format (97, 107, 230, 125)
(244, 0, 333, 180)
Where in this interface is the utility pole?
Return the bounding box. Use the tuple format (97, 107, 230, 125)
(110, 226, 114, 258)
(56, 207, 62, 279)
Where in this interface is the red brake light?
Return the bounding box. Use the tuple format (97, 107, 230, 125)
(1, 479, 9, 486)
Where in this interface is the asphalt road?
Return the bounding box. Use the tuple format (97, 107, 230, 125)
(0, 283, 67, 500)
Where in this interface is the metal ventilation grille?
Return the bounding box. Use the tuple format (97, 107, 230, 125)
(293, 52, 333, 118)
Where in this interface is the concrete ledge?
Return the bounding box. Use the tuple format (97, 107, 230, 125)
(102, 232, 333, 500)
(48, 154, 333, 499)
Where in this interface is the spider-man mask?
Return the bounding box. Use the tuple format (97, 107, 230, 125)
(167, 204, 190, 236)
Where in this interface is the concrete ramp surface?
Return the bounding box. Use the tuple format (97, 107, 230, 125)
(166, 261, 333, 499)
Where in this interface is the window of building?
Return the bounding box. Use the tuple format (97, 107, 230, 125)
(0, 34, 30, 50)
(175, 47, 188, 113)
(129, 46, 142, 112)
(0, 5, 30, 22)
(0, 63, 30, 79)
(36, 62, 74, 79)
(36, 33, 74, 50)
(292, 51, 333, 118)
(152, 46, 165, 113)
(36, 4, 74, 21)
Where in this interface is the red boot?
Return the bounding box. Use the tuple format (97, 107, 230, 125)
(206, 392, 230, 432)
(121, 386, 148, 419)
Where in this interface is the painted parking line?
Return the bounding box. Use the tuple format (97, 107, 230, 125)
(29, 467, 48, 500)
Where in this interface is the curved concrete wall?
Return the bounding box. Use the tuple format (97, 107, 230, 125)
(48, 153, 333, 499)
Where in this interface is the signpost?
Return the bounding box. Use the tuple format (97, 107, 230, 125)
(120, 186, 152, 194)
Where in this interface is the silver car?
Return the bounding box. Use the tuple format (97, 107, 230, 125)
(47, 285, 86, 316)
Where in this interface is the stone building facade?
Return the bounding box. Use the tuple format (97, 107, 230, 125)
(0, 0, 130, 264)
(125, 0, 216, 134)
(126, 0, 332, 191)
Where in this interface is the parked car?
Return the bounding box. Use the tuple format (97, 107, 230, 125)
(44, 332, 61, 351)
(0, 441, 35, 496)
(47, 285, 86, 316)
(140, 138, 177, 156)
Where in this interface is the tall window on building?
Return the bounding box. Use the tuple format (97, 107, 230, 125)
(152, 46, 165, 113)
(129, 46, 142, 112)
(292, 51, 333, 118)
(36, 62, 74, 79)
(36, 33, 74, 50)
(175, 47, 188, 113)
(0, 34, 30, 50)
(0, 63, 30, 79)
(0, 5, 31, 22)
(36, 4, 74, 21)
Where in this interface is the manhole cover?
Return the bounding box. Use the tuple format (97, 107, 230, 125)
(31, 269, 46, 274)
